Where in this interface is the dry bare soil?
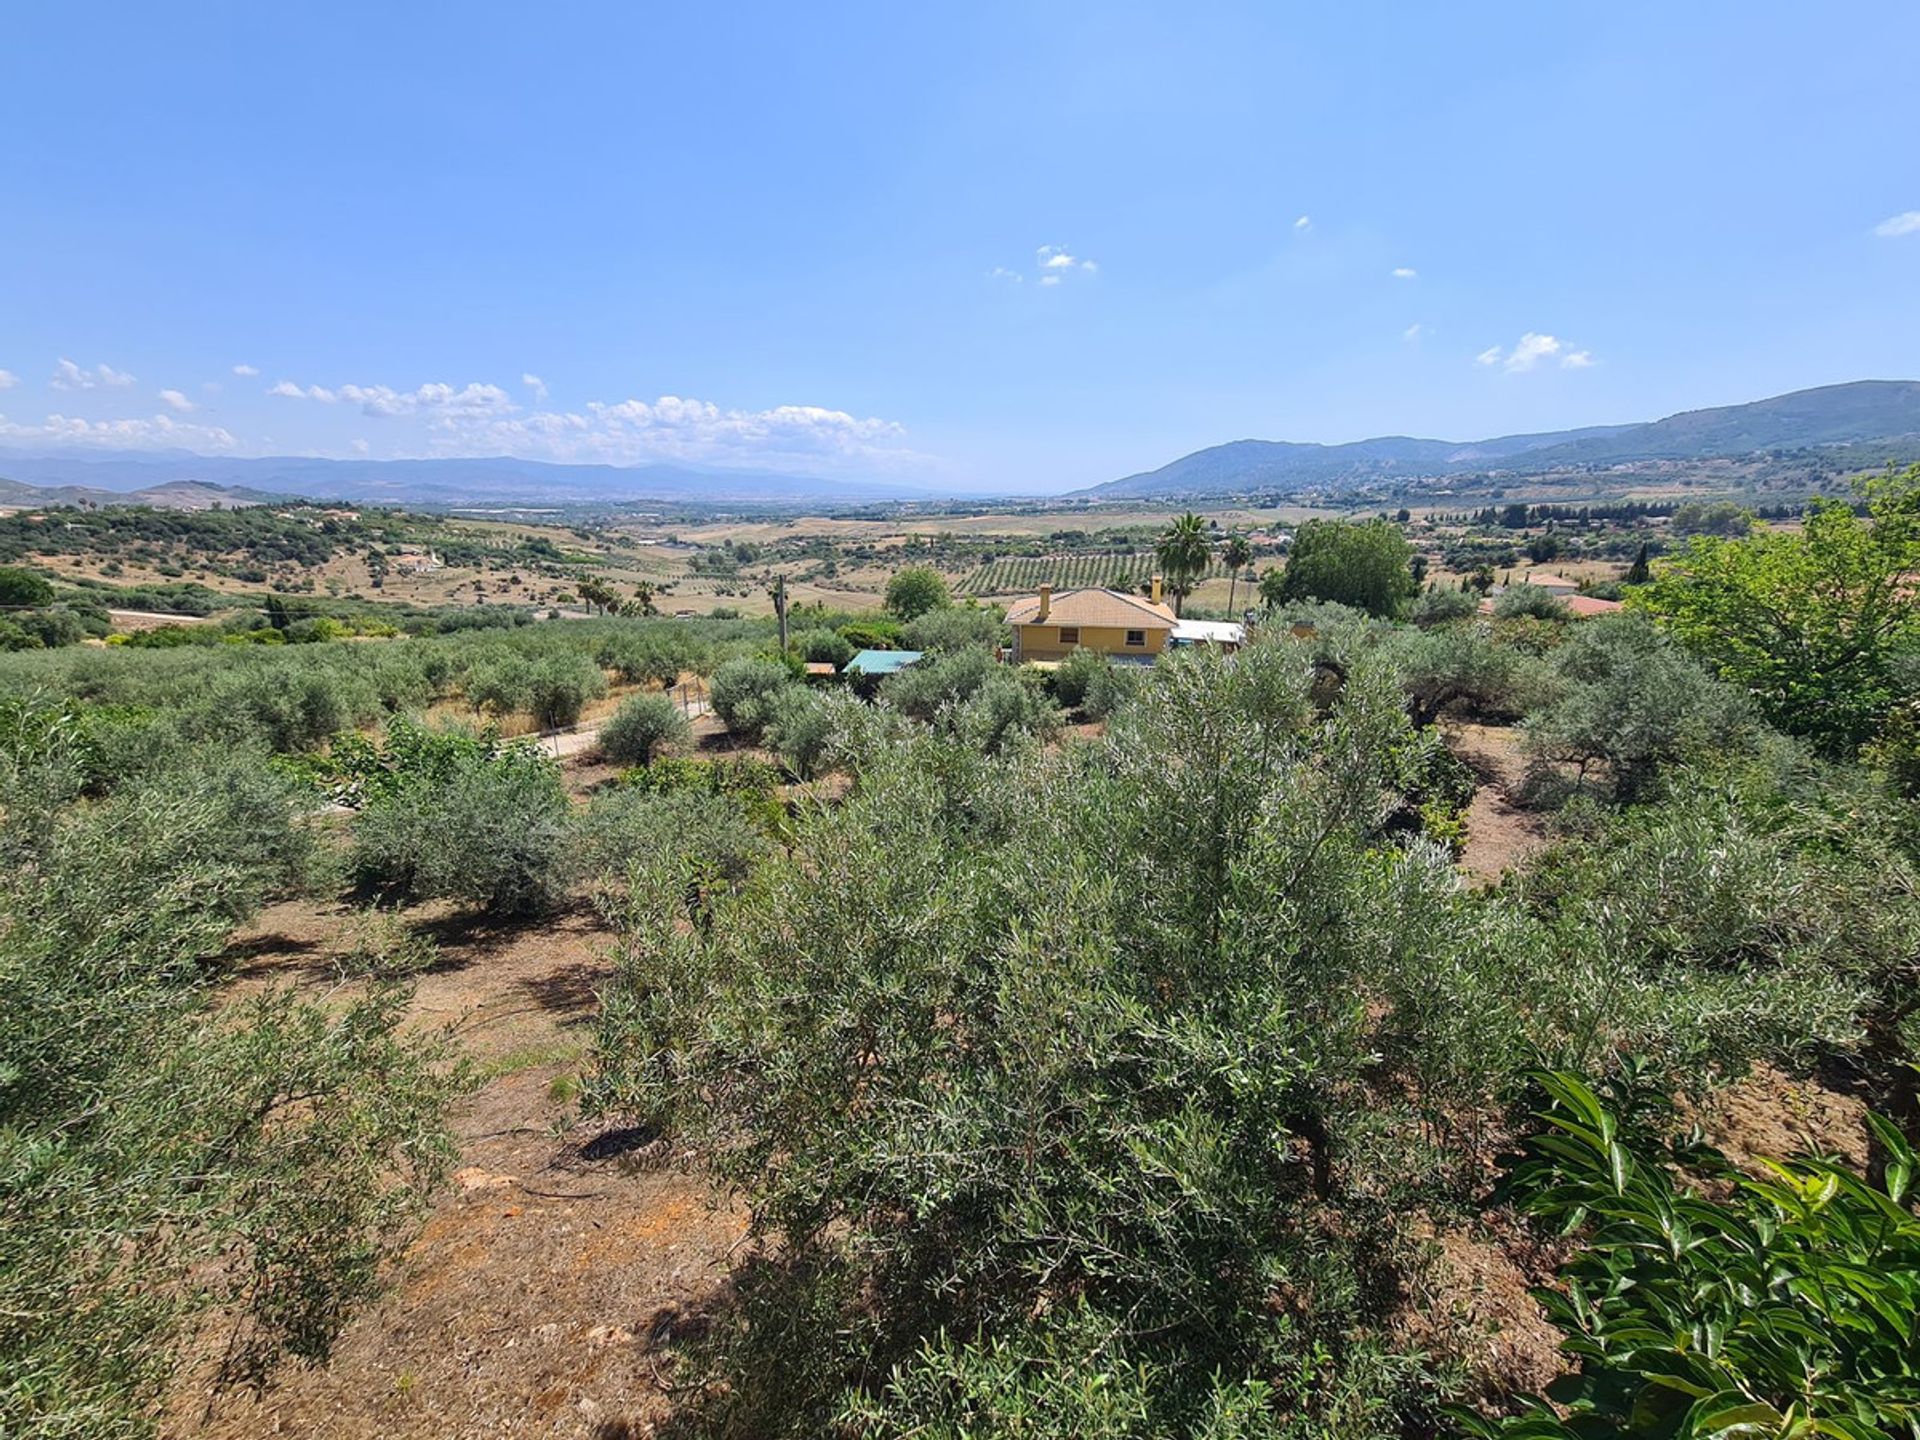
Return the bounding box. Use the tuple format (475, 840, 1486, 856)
(169, 895, 743, 1440)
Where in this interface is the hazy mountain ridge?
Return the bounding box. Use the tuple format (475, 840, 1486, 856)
(0, 476, 285, 511)
(1082, 381, 1920, 499)
(0, 452, 939, 509)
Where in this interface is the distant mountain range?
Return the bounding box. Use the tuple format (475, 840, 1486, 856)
(1079, 380, 1920, 500)
(5, 380, 1919, 513)
(0, 452, 938, 511)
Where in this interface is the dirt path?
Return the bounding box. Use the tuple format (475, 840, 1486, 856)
(171, 896, 744, 1440)
(534, 697, 712, 761)
(108, 607, 219, 630)
(1448, 722, 1550, 884)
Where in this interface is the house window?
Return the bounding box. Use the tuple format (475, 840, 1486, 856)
(1125, 629, 1146, 647)
(1058, 626, 1080, 646)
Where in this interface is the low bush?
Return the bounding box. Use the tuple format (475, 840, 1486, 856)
(953, 667, 1061, 754)
(0, 734, 455, 1432)
(878, 645, 995, 722)
(795, 628, 855, 669)
(903, 605, 1004, 653)
(599, 692, 691, 766)
(1492, 583, 1571, 621)
(1049, 647, 1107, 711)
(351, 746, 572, 914)
(709, 656, 794, 741)
(572, 787, 769, 907)
(1524, 612, 1751, 802)
(522, 650, 607, 729)
(1411, 586, 1480, 627)
(836, 619, 904, 652)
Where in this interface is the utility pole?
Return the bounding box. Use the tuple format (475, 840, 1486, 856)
(770, 574, 789, 654)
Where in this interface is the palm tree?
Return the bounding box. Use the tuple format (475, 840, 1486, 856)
(1154, 512, 1212, 617)
(1221, 534, 1254, 619)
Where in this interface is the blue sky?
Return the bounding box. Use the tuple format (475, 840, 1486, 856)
(3, 2, 1917, 494)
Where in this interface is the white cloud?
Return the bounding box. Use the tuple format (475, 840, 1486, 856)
(988, 266, 1023, 283)
(51, 358, 136, 390)
(77, 367, 923, 478)
(448, 392, 919, 474)
(1477, 332, 1597, 373)
(1403, 323, 1427, 342)
(1294, 215, 1312, 231)
(1506, 332, 1562, 371)
(157, 388, 196, 412)
(1038, 274, 1062, 287)
(1034, 244, 1097, 279)
(0, 370, 17, 390)
(269, 377, 513, 417)
(521, 372, 549, 402)
(232, 363, 260, 377)
(0, 412, 238, 450)
(1873, 211, 1920, 238)
(1391, 267, 1418, 279)
(270, 379, 333, 401)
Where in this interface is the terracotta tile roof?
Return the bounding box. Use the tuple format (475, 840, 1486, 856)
(1564, 594, 1624, 617)
(1004, 588, 1177, 629)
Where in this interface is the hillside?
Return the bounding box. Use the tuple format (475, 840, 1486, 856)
(1082, 380, 1920, 500)
(0, 477, 284, 511)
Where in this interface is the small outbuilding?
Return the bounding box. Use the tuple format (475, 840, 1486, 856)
(845, 649, 924, 676)
(1170, 619, 1245, 650)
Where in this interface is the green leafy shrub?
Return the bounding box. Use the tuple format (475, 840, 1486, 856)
(0, 736, 454, 1434)
(599, 692, 691, 766)
(622, 753, 787, 833)
(1491, 583, 1571, 621)
(796, 628, 856, 669)
(0, 566, 56, 607)
(1389, 622, 1552, 727)
(953, 666, 1061, 754)
(590, 642, 1480, 1436)
(572, 786, 769, 911)
(522, 650, 607, 729)
(1460, 1071, 1920, 1440)
(351, 745, 572, 914)
(1049, 646, 1107, 711)
(709, 655, 794, 741)
(760, 684, 840, 779)
(1524, 612, 1751, 802)
(1412, 586, 1481, 627)
(883, 564, 950, 620)
(902, 604, 1004, 653)
(877, 644, 995, 721)
(836, 619, 904, 651)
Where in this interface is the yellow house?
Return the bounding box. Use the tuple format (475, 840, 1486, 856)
(1004, 580, 1177, 663)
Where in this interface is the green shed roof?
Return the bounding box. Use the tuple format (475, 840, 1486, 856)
(845, 648, 924, 675)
